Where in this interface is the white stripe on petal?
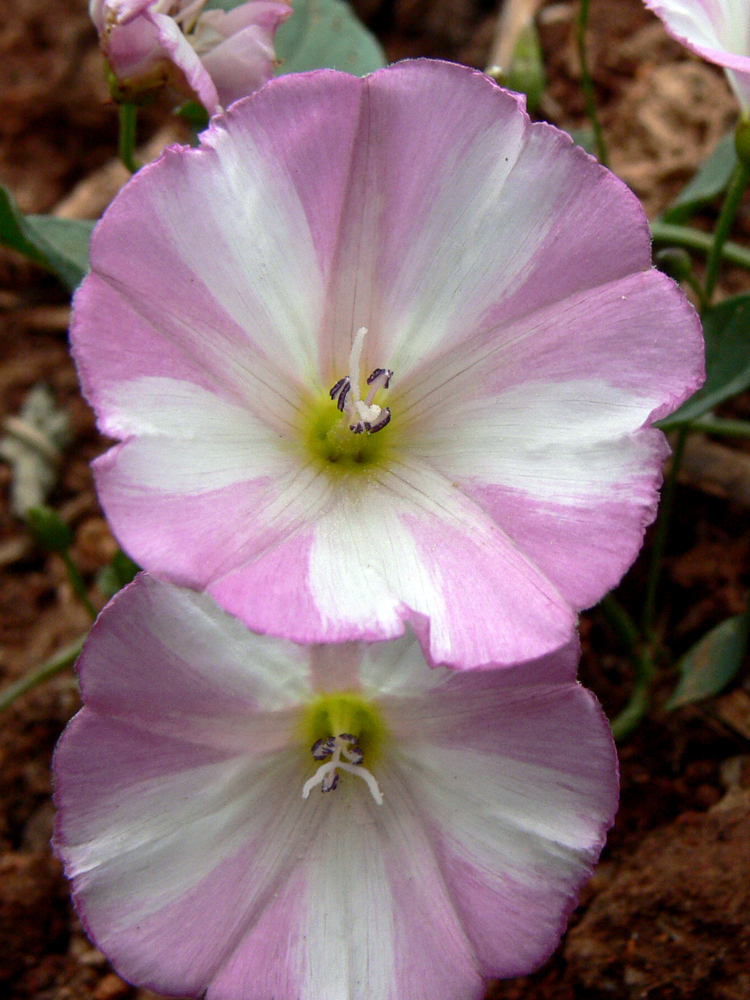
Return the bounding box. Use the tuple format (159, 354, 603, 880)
(412, 379, 659, 504)
(308, 480, 448, 640)
(296, 783, 397, 1000)
(102, 377, 292, 490)
(146, 128, 325, 384)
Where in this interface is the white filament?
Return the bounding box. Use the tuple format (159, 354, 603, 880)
(302, 742, 384, 805)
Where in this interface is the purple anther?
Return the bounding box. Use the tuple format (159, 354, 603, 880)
(338, 733, 357, 743)
(312, 737, 336, 760)
(329, 377, 351, 412)
(321, 771, 340, 793)
(350, 421, 365, 434)
(365, 408, 391, 434)
(366, 368, 393, 389)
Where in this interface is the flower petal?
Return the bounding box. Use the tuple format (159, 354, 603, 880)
(385, 654, 618, 977)
(150, 10, 220, 113)
(397, 269, 703, 608)
(313, 61, 655, 380)
(209, 458, 574, 668)
(644, 0, 750, 109)
(53, 576, 314, 994)
(72, 79, 355, 405)
(198, 1, 292, 107)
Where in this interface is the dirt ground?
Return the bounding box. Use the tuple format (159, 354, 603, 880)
(1, 0, 749, 997)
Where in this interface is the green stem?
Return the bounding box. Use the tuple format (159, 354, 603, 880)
(61, 551, 97, 622)
(610, 645, 655, 742)
(119, 102, 140, 174)
(576, 0, 608, 166)
(598, 594, 640, 661)
(650, 221, 750, 271)
(0, 635, 85, 713)
(611, 427, 690, 740)
(686, 273, 709, 312)
(689, 415, 750, 439)
(703, 158, 750, 304)
(642, 426, 689, 638)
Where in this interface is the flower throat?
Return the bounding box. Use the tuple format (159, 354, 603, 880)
(306, 327, 394, 471)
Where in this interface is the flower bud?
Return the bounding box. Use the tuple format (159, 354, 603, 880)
(91, 0, 292, 114)
(26, 505, 73, 553)
(655, 247, 693, 284)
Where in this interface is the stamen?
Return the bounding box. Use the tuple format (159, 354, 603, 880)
(312, 736, 337, 760)
(364, 368, 393, 406)
(321, 770, 340, 793)
(329, 377, 351, 412)
(302, 733, 383, 804)
(328, 328, 393, 438)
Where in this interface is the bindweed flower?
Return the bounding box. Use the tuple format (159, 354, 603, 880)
(644, 0, 750, 113)
(53, 574, 619, 1000)
(71, 60, 704, 668)
(90, 0, 291, 112)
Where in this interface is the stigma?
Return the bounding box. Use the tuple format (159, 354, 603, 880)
(329, 327, 393, 435)
(302, 733, 384, 804)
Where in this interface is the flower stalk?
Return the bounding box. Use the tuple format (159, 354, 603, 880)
(703, 153, 750, 304)
(118, 102, 140, 174)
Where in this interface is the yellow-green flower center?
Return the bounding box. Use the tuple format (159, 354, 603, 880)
(303, 396, 394, 472)
(301, 691, 386, 764)
(299, 326, 396, 475)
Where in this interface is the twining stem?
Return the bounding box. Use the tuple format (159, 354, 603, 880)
(703, 157, 750, 304)
(119, 102, 140, 174)
(650, 222, 750, 271)
(576, 0, 608, 166)
(0, 635, 85, 713)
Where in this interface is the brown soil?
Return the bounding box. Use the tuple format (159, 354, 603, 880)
(1, 1, 749, 998)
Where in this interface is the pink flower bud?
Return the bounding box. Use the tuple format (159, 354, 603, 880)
(90, 0, 291, 113)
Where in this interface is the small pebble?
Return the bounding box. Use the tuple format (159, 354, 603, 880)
(93, 972, 131, 1000)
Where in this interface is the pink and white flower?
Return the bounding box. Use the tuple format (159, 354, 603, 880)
(53, 573, 619, 1000)
(71, 60, 704, 669)
(90, 0, 291, 113)
(643, 0, 750, 112)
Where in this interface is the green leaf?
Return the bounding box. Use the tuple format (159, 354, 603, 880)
(657, 293, 750, 428)
(274, 0, 386, 77)
(662, 133, 738, 225)
(0, 185, 94, 291)
(666, 612, 749, 710)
